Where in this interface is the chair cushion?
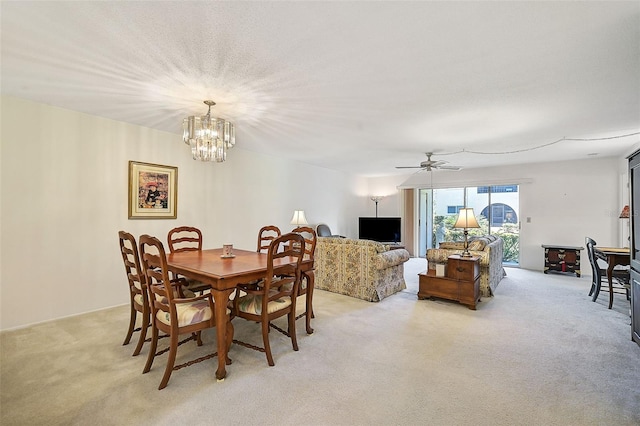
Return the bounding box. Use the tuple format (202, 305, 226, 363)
(134, 293, 145, 306)
(182, 289, 196, 298)
(236, 294, 292, 315)
(254, 275, 282, 288)
(272, 275, 307, 292)
(282, 279, 306, 292)
(153, 288, 196, 304)
(184, 278, 210, 293)
(156, 300, 213, 327)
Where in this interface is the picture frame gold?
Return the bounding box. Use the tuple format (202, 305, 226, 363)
(128, 161, 177, 219)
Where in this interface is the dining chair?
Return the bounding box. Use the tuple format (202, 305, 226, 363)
(231, 233, 305, 366)
(139, 234, 233, 390)
(167, 226, 203, 252)
(166, 226, 210, 294)
(118, 231, 151, 356)
(257, 225, 281, 253)
(290, 225, 317, 334)
(236, 225, 283, 291)
(585, 237, 630, 309)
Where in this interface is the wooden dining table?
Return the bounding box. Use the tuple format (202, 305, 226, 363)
(166, 247, 296, 380)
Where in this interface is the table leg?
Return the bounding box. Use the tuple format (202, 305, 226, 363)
(607, 255, 615, 309)
(212, 288, 234, 380)
(305, 270, 315, 335)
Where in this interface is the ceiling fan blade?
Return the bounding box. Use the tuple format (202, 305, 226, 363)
(397, 152, 461, 171)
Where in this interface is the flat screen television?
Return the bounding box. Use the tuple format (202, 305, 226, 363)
(358, 217, 401, 243)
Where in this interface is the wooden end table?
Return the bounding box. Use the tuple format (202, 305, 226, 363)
(418, 255, 481, 310)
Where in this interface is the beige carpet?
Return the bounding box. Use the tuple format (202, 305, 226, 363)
(2, 258, 639, 426)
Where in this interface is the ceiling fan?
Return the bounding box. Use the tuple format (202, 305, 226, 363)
(395, 152, 462, 171)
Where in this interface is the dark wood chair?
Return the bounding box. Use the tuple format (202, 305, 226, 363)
(231, 233, 305, 366)
(257, 225, 281, 253)
(585, 237, 630, 309)
(291, 226, 317, 334)
(139, 234, 233, 390)
(166, 226, 210, 294)
(118, 231, 150, 356)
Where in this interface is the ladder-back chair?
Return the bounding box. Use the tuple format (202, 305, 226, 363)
(166, 226, 210, 294)
(139, 234, 233, 390)
(118, 231, 150, 356)
(257, 225, 281, 253)
(232, 233, 305, 366)
(291, 226, 317, 334)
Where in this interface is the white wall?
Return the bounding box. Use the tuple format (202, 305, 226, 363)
(0, 96, 366, 330)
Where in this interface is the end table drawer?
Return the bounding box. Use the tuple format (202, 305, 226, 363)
(448, 256, 480, 281)
(419, 275, 458, 298)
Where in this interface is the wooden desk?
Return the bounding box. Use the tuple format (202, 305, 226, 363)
(596, 247, 630, 308)
(166, 248, 295, 380)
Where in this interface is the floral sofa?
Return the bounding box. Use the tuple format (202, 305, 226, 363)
(314, 237, 410, 302)
(426, 235, 506, 297)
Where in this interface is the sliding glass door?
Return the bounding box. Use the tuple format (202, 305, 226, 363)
(478, 185, 519, 265)
(418, 184, 520, 265)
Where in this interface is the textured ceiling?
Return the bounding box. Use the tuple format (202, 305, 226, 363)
(2, 1, 639, 177)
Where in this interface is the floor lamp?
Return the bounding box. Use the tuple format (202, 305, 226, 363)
(370, 196, 383, 217)
(453, 208, 480, 257)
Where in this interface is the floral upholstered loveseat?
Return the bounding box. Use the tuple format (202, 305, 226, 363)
(315, 237, 410, 302)
(426, 235, 506, 297)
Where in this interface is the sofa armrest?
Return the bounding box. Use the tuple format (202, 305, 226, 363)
(426, 248, 453, 266)
(427, 248, 490, 267)
(375, 249, 410, 270)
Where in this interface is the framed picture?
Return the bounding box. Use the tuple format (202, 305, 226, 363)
(128, 161, 177, 219)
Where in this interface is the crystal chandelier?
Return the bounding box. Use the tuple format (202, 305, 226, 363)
(182, 100, 236, 162)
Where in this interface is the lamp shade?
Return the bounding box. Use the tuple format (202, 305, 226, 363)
(290, 210, 308, 226)
(620, 205, 630, 218)
(453, 208, 480, 229)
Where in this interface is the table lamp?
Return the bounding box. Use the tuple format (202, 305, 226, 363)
(619, 205, 630, 218)
(290, 210, 308, 226)
(453, 208, 480, 257)
(620, 205, 630, 247)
